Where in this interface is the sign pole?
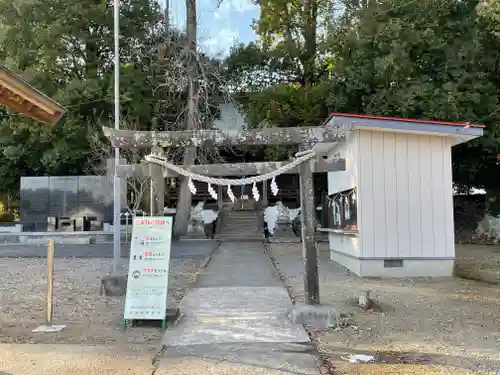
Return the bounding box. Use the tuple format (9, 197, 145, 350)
(112, 0, 121, 274)
(46, 238, 54, 326)
(32, 239, 66, 332)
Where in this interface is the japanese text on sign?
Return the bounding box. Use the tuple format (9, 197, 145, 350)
(123, 216, 173, 321)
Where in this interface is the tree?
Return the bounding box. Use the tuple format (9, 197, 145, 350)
(228, 0, 500, 195)
(326, 0, 500, 192)
(87, 125, 153, 216)
(157, 0, 234, 236)
(254, 0, 334, 87)
(0, 0, 166, 196)
(223, 0, 336, 162)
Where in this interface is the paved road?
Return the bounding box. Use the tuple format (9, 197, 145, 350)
(158, 242, 320, 375)
(0, 240, 218, 259)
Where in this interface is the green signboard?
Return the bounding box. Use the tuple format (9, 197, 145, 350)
(122, 216, 173, 329)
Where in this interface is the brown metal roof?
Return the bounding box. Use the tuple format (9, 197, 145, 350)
(325, 112, 485, 129)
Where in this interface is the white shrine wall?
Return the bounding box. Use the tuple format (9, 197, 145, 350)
(327, 131, 360, 261)
(327, 129, 455, 277)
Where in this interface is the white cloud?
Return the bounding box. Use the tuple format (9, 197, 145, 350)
(201, 28, 239, 57)
(230, 0, 257, 13)
(217, 0, 257, 14)
(163, 0, 256, 57)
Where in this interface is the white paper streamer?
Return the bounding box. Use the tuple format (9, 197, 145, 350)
(270, 177, 279, 196)
(227, 185, 236, 203)
(208, 183, 217, 200)
(188, 178, 197, 195)
(252, 183, 260, 202)
(344, 196, 350, 220)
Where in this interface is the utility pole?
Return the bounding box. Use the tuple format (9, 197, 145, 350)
(165, 0, 169, 35)
(112, 0, 121, 273)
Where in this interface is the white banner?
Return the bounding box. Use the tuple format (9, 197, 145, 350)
(123, 216, 173, 321)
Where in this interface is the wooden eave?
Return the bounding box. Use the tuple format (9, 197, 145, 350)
(0, 66, 65, 126)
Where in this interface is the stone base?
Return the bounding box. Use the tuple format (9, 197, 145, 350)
(330, 250, 454, 278)
(25, 237, 96, 245)
(32, 325, 66, 333)
(131, 308, 180, 327)
(286, 304, 342, 329)
(100, 274, 127, 296)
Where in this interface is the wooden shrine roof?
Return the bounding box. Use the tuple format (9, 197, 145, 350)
(0, 65, 65, 126)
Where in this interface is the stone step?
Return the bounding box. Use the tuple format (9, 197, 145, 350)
(222, 223, 259, 228)
(226, 211, 258, 217)
(225, 213, 258, 217)
(225, 216, 259, 221)
(221, 219, 259, 226)
(217, 231, 263, 235)
(225, 215, 258, 218)
(216, 231, 264, 236)
(216, 236, 265, 242)
(219, 225, 261, 230)
(223, 217, 258, 222)
(218, 210, 262, 239)
(221, 227, 261, 232)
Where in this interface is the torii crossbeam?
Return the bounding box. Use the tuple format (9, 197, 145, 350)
(102, 125, 348, 148)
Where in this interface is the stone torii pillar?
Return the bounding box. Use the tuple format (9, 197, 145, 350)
(261, 179, 268, 207)
(148, 162, 165, 215)
(149, 145, 165, 215)
(299, 150, 319, 304)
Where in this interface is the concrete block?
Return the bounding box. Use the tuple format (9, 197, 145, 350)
(74, 217, 84, 231)
(286, 304, 341, 329)
(47, 216, 57, 231)
(57, 217, 73, 231)
(26, 237, 95, 245)
(131, 308, 180, 327)
(100, 274, 127, 296)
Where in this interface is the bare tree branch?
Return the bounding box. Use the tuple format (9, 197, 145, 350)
(86, 120, 154, 215)
(154, 29, 240, 164)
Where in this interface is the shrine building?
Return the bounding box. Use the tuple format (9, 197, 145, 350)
(322, 113, 484, 278)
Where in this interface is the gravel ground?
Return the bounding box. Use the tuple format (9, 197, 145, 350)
(455, 244, 500, 284)
(267, 243, 500, 375)
(0, 257, 206, 345)
(0, 344, 155, 375)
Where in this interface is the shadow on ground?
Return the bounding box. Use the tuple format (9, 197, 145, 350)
(322, 345, 498, 374)
(162, 342, 320, 375)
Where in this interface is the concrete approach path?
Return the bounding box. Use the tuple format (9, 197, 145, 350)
(156, 242, 321, 375)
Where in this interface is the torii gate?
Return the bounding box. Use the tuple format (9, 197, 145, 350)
(103, 124, 351, 304)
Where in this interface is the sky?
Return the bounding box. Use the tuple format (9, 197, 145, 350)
(164, 0, 260, 57)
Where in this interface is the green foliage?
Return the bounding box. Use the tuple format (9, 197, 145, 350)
(253, 0, 334, 86)
(0, 0, 168, 195)
(4, 0, 500, 195)
(0, 198, 17, 222)
(242, 83, 330, 129)
(326, 0, 500, 190)
(0, 211, 16, 223)
(227, 0, 500, 192)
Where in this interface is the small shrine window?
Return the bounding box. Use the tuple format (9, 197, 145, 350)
(321, 188, 357, 231)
